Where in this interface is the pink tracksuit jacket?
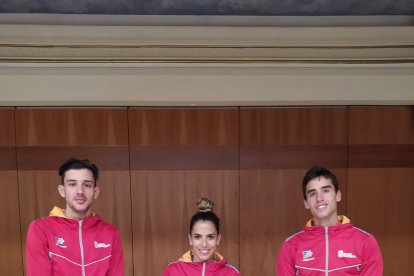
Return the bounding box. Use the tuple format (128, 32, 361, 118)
(26, 207, 124, 276)
(276, 216, 383, 275)
(163, 250, 239, 276)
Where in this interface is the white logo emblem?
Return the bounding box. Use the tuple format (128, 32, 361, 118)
(302, 250, 315, 261)
(55, 237, 67, 248)
(338, 250, 356, 258)
(94, 241, 111, 248)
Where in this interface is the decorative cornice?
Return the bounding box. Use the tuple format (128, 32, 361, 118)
(1, 25, 413, 63)
(0, 24, 413, 106)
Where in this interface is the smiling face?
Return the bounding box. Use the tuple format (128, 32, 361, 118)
(188, 220, 221, 263)
(304, 176, 341, 227)
(58, 168, 100, 220)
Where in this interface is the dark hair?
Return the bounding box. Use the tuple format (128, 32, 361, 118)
(302, 166, 339, 199)
(189, 198, 220, 234)
(58, 158, 99, 185)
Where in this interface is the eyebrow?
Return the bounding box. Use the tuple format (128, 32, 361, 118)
(306, 185, 333, 195)
(192, 233, 216, 236)
(65, 179, 94, 184)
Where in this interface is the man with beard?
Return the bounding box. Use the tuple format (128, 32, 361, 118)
(26, 158, 124, 276)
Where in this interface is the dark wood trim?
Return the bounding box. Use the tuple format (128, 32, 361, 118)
(16, 146, 129, 170)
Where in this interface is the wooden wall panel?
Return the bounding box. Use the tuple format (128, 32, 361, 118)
(240, 107, 349, 146)
(129, 108, 239, 146)
(15, 109, 128, 146)
(15, 108, 133, 276)
(240, 107, 349, 276)
(349, 106, 414, 145)
(7, 106, 412, 276)
(348, 106, 414, 276)
(0, 108, 23, 275)
(131, 171, 239, 275)
(348, 169, 414, 275)
(129, 108, 239, 276)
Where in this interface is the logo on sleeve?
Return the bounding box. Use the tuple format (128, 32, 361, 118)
(94, 241, 111, 248)
(338, 250, 357, 258)
(302, 250, 315, 261)
(55, 237, 67, 248)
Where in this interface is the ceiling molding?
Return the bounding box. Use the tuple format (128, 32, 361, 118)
(1, 14, 414, 27)
(0, 24, 413, 106)
(0, 62, 413, 107)
(1, 25, 414, 63)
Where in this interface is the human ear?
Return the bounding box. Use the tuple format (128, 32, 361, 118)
(93, 186, 101, 199)
(188, 234, 192, 246)
(336, 190, 342, 202)
(303, 199, 310, 209)
(58, 185, 65, 198)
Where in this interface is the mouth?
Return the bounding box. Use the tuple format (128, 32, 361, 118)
(74, 198, 87, 204)
(198, 249, 211, 255)
(316, 204, 327, 210)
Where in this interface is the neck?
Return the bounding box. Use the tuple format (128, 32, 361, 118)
(314, 215, 340, 227)
(64, 209, 91, 220)
(191, 252, 215, 263)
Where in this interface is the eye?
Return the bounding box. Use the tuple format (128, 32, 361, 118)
(207, 235, 215, 240)
(308, 191, 316, 197)
(84, 183, 93, 188)
(194, 234, 201, 240)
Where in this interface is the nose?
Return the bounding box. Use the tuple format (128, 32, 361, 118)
(76, 184, 84, 194)
(316, 191, 323, 202)
(201, 238, 208, 248)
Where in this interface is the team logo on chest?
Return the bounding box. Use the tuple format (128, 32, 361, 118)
(338, 250, 357, 258)
(94, 241, 111, 248)
(55, 237, 67, 248)
(302, 250, 315, 261)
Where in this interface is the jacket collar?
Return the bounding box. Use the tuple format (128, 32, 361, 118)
(49, 206, 100, 228)
(305, 215, 350, 227)
(179, 250, 224, 263)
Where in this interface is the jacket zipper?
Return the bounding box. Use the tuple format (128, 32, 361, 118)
(202, 262, 206, 276)
(325, 227, 329, 276)
(78, 220, 86, 276)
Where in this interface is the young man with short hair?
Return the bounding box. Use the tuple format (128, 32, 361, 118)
(276, 166, 383, 275)
(26, 158, 124, 276)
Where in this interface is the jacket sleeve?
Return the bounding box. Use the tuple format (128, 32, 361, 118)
(108, 228, 124, 276)
(25, 221, 53, 276)
(162, 267, 171, 276)
(276, 241, 296, 276)
(360, 235, 383, 276)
